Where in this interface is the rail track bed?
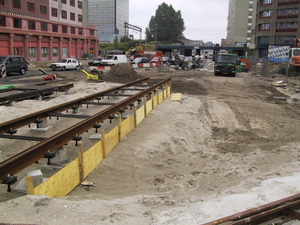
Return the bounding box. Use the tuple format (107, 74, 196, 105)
(0, 77, 171, 192)
(0, 83, 74, 105)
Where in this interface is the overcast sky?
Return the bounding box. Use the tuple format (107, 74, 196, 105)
(128, 0, 229, 44)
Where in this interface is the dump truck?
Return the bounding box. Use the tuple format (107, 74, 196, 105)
(214, 53, 240, 77)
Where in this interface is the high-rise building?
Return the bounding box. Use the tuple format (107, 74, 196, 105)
(0, 0, 98, 61)
(88, 0, 129, 43)
(255, 0, 300, 57)
(226, 0, 257, 47)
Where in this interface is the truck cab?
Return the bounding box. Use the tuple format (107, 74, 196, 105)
(214, 53, 240, 77)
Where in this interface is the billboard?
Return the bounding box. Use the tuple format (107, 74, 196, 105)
(268, 46, 290, 62)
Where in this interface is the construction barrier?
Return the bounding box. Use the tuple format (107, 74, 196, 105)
(1, 64, 7, 78)
(89, 63, 161, 72)
(25, 86, 171, 197)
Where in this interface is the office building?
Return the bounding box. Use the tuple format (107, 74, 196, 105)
(88, 0, 129, 43)
(227, 0, 257, 47)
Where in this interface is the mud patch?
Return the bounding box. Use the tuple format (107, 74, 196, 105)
(171, 81, 207, 95)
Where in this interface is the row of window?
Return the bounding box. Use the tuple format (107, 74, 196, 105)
(259, 22, 298, 31)
(0, 0, 82, 9)
(51, 8, 82, 22)
(0, 16, 95, 36)
(29, 47, 71, 58)
(0, 2, 83, 22)
(260, 8, 299, 18)
(261, 0, 300, 5)
(258, 35, 296, 45)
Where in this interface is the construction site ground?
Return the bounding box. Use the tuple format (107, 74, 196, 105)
(0, 60, 300, 224)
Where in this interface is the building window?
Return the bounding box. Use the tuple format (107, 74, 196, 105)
(70, 12, 75, 21)
(61, 10, 67, 19)
(52, 24, 58, 32)
(78, 14, 82, 22)
(260, 10, 272, 18)
(29, 47, 36, 58)
(61, 0, 66, 4)
(78, 28, 82, 35)
(71, 27, 75, 34)
(278, 0, 300, 6)
(259, 23, 271, 31)
(70, 0, 75, 6)
(28, 20, 35, 30)
(41, 22, 48, 31)
(262, 0, 272, 5)
(41, 47, 48, 57)
(78, 1, 82, 9)
(275, 35, 296, 44)
(62, 48, 68, 57)
(277, 8, 299, 19)
(0, 16, 5, 26)
(62, 25, 67, 33)
(0, 0, 4, 6)
(53, 47, 58, 57)
(257, 36, 269, 44)
(27, 2, 35, 12)
(90, 30, 95, 36)
(13, 0, 21, 9)
(40, 5, 47, 14)
(13, 18, 22, 28)
(276, 22, 298, 32)
(51, 8, 58, 17)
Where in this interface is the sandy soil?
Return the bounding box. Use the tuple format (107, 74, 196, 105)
(0, 61, 300, 224)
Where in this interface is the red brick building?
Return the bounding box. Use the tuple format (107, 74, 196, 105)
(0, 0, 99, 61)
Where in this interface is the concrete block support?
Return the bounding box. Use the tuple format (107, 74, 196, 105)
(50, 147, 68, 166)
(31, 118, 53, 132)
(14, 170, 44, 194)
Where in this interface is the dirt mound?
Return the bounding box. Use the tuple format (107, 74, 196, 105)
(103, 63, 145, 83)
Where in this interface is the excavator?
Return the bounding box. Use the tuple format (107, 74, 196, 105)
(126, 46, 143, 58)
(288, 38, 300, 76)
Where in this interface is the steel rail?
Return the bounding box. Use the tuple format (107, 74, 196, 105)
(0, 78, 171, 181)
(203, 192, 300, 225)
(0, 77, 150, 134)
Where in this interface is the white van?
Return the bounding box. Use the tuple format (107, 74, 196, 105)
(100, 55, 128, 66)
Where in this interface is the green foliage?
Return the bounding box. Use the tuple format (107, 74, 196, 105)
(99, 39, 156, 54)
(146, 3, 185, 43)
(113, 36, 119, 49)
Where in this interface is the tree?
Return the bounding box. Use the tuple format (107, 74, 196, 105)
(146, 3, 185, 43)
(113, 36, 119, 49)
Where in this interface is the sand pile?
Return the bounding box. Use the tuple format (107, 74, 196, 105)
(103, 63, 145, 83)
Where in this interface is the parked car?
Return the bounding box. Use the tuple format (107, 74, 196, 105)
(49, 58, 80, 71)
(161, 56, 171, 64)
(150, 57, 162, 64)
(88, 57, 103, 66)
(131, 57, 150, 64)
(0, 55, 28, 75)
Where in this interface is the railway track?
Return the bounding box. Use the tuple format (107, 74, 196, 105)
(0, 77, 171, 191)
(203, 193, 300, 225)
